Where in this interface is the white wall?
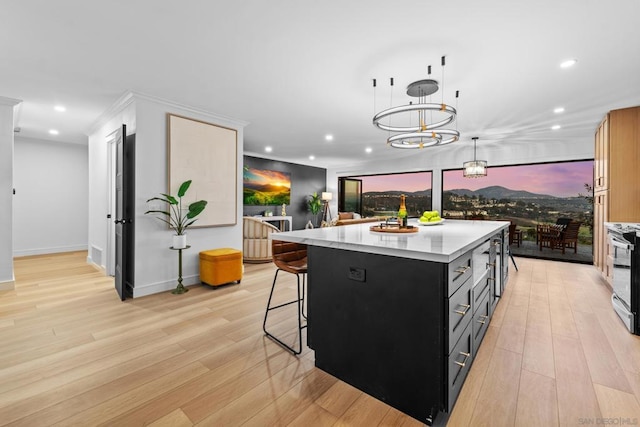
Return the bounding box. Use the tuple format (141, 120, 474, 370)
(133, 95, 246, 297)
(87, 93, 136, 271)
(0, 97, 21, 291)
(326, 137, 595, 214)
(88, 92, 247, 298)
(13, 137, 88, 256)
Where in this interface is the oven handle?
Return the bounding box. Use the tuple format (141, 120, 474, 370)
(610, 237, 634, 251)
(612, 293, 631, 315)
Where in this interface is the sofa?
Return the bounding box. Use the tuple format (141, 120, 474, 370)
(242, 216, 280, 263)
(334, 212, 384, 226)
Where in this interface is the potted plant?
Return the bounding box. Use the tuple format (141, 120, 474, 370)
(145, 180, 208, 248)
(308, 192, 322, 227)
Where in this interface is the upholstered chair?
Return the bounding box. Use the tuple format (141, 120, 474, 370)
(242, 217, 280, 263)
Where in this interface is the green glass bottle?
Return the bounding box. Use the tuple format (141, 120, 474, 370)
(398, 194, 408, 228)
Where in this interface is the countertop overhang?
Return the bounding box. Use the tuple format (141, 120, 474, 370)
(270, 219, 509, 263)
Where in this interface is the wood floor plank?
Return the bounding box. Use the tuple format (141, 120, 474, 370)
(4, 252, 640, 427)
(242, 368, 338, 427)
(593, 306, 640, 374)
(469, 348, 522, 426)
(285, 402, 338, 426)
(193, 356, 316, 426)
(593, 383, 640, 421)
(333, 392, 391, 427)
(514, 369, 559, 427)
(53, 362, 210, 426)
(573, 310, 633, 393)
(315, 378, 363, 419)
(522, 327, 555, 379)
(146, 408, 193, 427)
(553, 333, 602, 425)
(378, 406, 425, 427)
(447, 325, 499, 427)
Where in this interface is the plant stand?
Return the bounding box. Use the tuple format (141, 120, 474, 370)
(170, 245, 191, 294)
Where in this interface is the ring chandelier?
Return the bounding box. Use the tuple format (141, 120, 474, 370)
(372, 56, 460, 149)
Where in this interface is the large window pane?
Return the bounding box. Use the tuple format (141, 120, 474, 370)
(442, 160, 593, 263)
(346, 172, 432, 217)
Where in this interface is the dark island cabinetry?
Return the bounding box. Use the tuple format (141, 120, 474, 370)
(305, 229, 507, 425)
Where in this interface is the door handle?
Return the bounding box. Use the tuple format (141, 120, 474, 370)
(114, 219, 127, 224)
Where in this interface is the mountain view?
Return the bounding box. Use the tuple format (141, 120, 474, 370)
(442, 185, 591, 224)
(243, 167, 291, 205)
(355, 161, 594, 260)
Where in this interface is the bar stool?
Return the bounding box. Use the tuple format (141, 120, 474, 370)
(262, 240, 307, 355)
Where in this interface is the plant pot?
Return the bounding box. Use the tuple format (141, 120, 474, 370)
(173, 234, 187, 249)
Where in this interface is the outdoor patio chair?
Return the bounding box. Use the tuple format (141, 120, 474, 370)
(538, 220, 581, 254)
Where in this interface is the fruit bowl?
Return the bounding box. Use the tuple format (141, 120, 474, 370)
(417, 218, 445, 226)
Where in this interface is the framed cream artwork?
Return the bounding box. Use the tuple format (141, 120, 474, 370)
(167, 113, 237, 227)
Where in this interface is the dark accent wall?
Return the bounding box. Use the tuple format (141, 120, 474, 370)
(243, 156, 327, 230)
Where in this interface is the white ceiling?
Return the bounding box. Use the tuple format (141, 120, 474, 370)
(2, 0, 640, 168)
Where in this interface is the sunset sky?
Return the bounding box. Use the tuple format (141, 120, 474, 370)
(355, 161, 593, 198)
(444, 161, 593, 197)
(356, 172, 432, 193)
(243, 167, 291, 188)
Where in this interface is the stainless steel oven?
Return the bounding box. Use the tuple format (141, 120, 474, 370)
(606, 223, 640, 335)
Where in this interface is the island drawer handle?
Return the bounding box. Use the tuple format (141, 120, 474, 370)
(454, 266, 470, 274)
(477, 315, 488, 325)
(454, 352, 471, 368)
(454, 304, 471, 316)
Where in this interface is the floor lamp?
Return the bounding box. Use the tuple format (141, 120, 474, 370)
(321, 192, 333, 224)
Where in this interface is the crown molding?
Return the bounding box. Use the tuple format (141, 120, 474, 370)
(87, 91, 249, 136)
(0, 96, 22, 107)
(86, 91, 135, 135)
(131, 91, 249, 129)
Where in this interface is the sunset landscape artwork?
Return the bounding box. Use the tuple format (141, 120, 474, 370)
(243, 167, 291, 205)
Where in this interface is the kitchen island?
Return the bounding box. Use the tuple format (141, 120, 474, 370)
(271, 219, 510, 425)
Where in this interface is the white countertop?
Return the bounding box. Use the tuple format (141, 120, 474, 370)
(271, 219, 509, 263)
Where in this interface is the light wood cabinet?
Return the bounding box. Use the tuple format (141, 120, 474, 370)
(593, 190, 608, 273)
(594, 116, 608, 192)
(593, 106, 640, 281)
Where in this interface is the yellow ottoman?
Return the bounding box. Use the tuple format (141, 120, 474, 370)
(199, 248, 242, 287)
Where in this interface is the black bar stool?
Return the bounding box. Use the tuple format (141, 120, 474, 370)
(262, 240, 307, 355)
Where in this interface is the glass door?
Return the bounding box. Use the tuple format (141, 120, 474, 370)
(339, 178, 362, 214)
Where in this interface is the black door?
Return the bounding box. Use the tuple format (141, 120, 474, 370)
(114, 125, 135, 300)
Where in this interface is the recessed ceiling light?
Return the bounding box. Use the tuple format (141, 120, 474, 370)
(560, 59, 577, 68)
(54, 105, 66, 112)
(551, 125, 561, 130)
(309, 155, 315, 160)
(554, 107, 565, 114)
(265, 146, 272, 153)
(49, 129, 59, 135)
(365, 147, 372, 153)
(325, 134, 333, 141)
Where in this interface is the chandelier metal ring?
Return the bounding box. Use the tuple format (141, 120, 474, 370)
(372, 103, 457, 133)
(387, 129, 460, 149)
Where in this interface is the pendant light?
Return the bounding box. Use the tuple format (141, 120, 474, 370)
(463, 137, 487, 178)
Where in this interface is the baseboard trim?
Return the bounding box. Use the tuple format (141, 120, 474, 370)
(86, 255, 107, 274)
(132, 274, 201, 298)
(14, 245, 88, 257)
(0, 279, 15, 291)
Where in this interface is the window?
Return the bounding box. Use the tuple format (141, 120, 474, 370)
(442, 160, 594, 263)
(342, 171, 432, 217)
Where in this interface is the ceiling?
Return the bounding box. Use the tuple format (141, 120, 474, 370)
(2, 0, 640, 169)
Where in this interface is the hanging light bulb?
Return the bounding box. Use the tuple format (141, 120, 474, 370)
(463, 137, 487, 178)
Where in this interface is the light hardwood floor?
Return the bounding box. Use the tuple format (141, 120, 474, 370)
(1, 252, 639, 426)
